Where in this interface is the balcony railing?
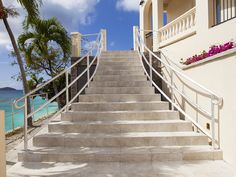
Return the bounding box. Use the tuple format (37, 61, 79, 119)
(158, 7, 196, 47)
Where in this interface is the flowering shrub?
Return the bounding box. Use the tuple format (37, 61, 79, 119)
(181, 42, 235, 65)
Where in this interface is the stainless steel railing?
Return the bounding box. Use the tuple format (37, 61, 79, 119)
(2, 93, 52, 133)
(135, 29, 223, 149)
(13, 30, 103, 150)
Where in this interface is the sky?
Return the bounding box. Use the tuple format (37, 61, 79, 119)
(0, 0, 140, 89)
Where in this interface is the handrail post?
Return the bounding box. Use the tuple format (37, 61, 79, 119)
(46, 93, 49, 116)
(133, 26, 138, 51)
(32, 96, 35, 120)
(24, 97, 28, 150)
(66, 71, 69, 111)
(0, 111, 6, 177)
(87, 52, 90, 87)
(101, 29, 107, 51)
(211, 96, 216, 149)
(170, 70, 174, 110)
(149, 52, 153, 86)
(11, 103, 15, 131)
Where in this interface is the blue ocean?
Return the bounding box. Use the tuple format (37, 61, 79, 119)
(0, 90, 58, 132)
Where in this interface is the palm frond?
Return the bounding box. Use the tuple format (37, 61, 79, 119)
(17, 0, 42, 25)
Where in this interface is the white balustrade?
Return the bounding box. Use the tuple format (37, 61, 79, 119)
(159, 7, 196, 45)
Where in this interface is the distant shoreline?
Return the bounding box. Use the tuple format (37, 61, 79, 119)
(0, 87, 22, 91)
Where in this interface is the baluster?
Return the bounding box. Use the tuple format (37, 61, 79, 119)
(168, 28, 171, 39)
(184, 18, 187, 30)
(171, 26, 174, 37)
(173, 25, 175, 36)
(193, 13, 196, 25)
(162, 31, 165, 41)
(179, 21, 182, 33)
(190, 14, 194, 27)
(176, 23, 179, 35)
(167, 28, 169, 39)
(170, 26, 173, 37)
(186, 16, 190, 29)
(171, 25, 174, 36)
(182, 19, 185, 31)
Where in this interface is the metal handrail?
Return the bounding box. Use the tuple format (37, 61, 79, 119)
(135, 29, 223, 149)
(2, 93, 51, 133)
(13, 30, 103, 150)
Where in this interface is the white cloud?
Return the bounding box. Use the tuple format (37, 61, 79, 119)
(116, 0, 139, 12)
(84, 40, 98, 51)
(0, 0, 100, 89)
(0, 0, 100, 51)
(41, 0, 100, 26)
(0, 0, 25, 50)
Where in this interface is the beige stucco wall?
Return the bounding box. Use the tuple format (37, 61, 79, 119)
(165, 0, 195, 22)
(161, 17, 236, 174)
(0, 111, 6, 177)
(140, 0, 236, 172)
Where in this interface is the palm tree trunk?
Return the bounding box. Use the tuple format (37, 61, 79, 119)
(0, 0, 33, 126)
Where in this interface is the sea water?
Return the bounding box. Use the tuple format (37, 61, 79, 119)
(0, 90, 58, 132)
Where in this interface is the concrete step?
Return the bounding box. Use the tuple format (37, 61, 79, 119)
(33, 132, 208, 147)
(79, 94, 161, 102)
(71, 102, 169, 111)
(95, 70, 144, 76)
(48, 120, 192, 134)
(97, 65, 143, 71)
(100, 58, 140, 63)
(93, 75, 147, 82)
(85, 87, 154, 94)
(62, 110, 179, 122)
(18, 145, 222, 163)
(100, 61, 141, 66)
(102, 50, 137, 55)
(9, 161, 233, 177)
(100, 52, 138, 58)
(90, 81, 150, 87)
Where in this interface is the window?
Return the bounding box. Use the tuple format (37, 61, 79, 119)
(163, 11, 168, 25)
(214, 0, 236, 25)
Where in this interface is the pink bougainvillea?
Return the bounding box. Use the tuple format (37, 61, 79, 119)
(182, 42, 235, 65)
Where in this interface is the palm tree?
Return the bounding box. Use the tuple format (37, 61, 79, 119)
(18, 17, 71, 108)
(0, 0, 41, 126)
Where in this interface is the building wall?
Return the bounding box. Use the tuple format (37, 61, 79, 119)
(70, 57, 97, 102)
(160, 16, 236, 174)
(140, 0, 236, 172)
(165, 0, 195, 22)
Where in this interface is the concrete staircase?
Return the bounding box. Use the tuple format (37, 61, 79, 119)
(18, 51, 222, 163)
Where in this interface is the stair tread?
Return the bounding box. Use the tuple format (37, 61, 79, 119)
(21, 145, 220, 154)
(72, 101, 167, 105)
(49, 119, 190, 125)
(36, 131, 205, 138)
(82, 94, 159, 96)
(87, 86, 151, 88)
(66, 110, 177, 113)
(18, 49, 222, 165)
